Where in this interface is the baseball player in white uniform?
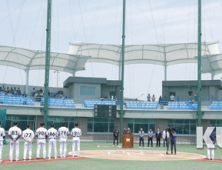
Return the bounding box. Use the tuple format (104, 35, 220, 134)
(0, 122, 5, 163)
(58, 122, 69, 158)
(35, 123, 48, 159)
(22, 124, 34, 161)
(47, 124, 58, 159)
(71, 123, 82, 157)
(8, 122, 22, 162)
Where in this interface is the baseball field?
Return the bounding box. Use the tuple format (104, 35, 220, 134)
(0, 142, 222, 170)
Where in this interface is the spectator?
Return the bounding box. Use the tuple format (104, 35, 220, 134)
(39, 91, 43, 97)
(100, 95, 104, 101)
(170, 94, 175, 101)
(152, 95, 155, 101)
(159, 96, 162, 104)
(17, 88, 21, 95)
(39, 88, 43, 93)
(194, 89, 198, 101)
(123, 128, 127, 134)
(31, 88, 36, 96)
(147, 94, 151, 102)
(23, 92, 27, 97)
(6, 87, 9, 93)
(126, 127, 132, 133)
(13, 87, 17, 95)
(188, 89, 193, 96)
(2, 85, 5, 91)
(189, 98, 194, 104)
(10, 87, 13, 94)
(162, 96, 167, 105)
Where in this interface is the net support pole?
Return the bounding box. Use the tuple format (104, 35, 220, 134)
(164, 48, 167, 81)
(197, 0, 202, 126)
(43, 0, 52, 127)
(25, 69, 29, 94)
(120, 0, 126, 143)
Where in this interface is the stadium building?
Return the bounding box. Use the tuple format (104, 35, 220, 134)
(1, 41, 222, 144)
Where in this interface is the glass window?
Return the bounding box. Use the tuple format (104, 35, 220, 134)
(168, 119, 196, 135)
(127, 119, 156, 133)
(210, 120, 222, 127)
(87, 118, 115, 133)
(80, 86, 96, 96)
(47, 116, 75, 130)
(6, 115, 35, 131)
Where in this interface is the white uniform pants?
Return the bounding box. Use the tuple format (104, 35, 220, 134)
(72, 137, 80, 157)
(60, 140, 67, 158)
(207, 148, 214, 159)
(0, 141, 3, 161)
(24, 141, 32, 160)
(37, 139, 46, 159)
(9, 140, 19, 161)
(48, 139, 57, 159)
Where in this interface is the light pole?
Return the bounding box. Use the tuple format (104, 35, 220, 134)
(54, 70, 60, 88)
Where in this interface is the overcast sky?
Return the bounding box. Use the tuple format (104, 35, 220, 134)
(0, 0, 222, 100)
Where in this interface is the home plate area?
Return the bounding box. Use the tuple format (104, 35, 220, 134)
(69, 150, 205, 161)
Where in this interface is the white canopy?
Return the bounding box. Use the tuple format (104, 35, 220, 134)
(0, 45, 91, 74)
(68, 41, 220, 66)
(202, 54, 222, 75)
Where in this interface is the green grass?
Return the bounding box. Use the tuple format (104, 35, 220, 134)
(1, 142, 222, 170)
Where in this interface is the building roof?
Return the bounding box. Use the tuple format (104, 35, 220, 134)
(68, 41, 219, 66)
(0, 45, 91, 74)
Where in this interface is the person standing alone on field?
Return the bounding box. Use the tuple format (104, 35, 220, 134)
(113, 126, 119, 146)
(207, 125, 216, 160)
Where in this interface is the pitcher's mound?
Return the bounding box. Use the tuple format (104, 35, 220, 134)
(79, 150, 205, 161)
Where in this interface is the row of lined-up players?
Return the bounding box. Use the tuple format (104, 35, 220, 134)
(0, 121, 82, 163)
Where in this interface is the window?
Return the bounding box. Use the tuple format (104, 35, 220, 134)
(87, 118, 115, 133)
(209, 120, 222, 127)
(168, 119, 196, 135)
(127, 119, 155, 133)
(6, 115, 36, 131)
(47, 116, 75, 131)
(80, 86, 96, 96)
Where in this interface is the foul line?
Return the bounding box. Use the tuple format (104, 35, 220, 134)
(0, 156, 89, 165)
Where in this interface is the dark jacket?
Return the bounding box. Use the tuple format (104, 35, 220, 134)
(113, 129, 119, 136)
(210, 131, 216, 142)
(156, 131, 162, 139)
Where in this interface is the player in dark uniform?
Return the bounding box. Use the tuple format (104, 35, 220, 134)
(113, 126, 119, 146)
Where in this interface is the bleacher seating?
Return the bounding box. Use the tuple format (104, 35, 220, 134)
(125, 101, 158, 109)
(0, 96, 34, 106)
(209, 101, 222, 110)
(168, 101, 197, 110)
(84, 100, 116, 108)
(41, 98, 75, 107)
